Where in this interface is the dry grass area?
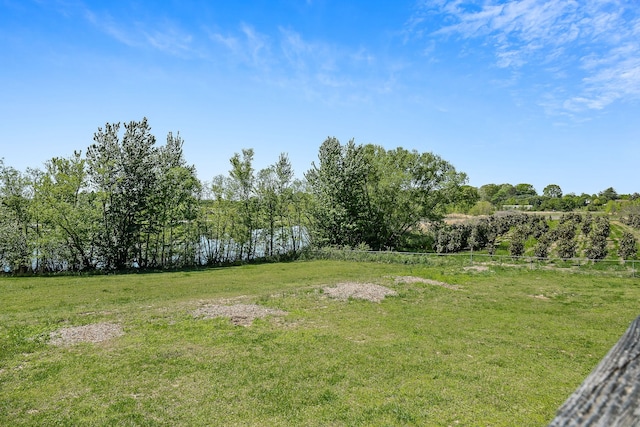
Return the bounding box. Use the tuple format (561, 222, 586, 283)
(49, 322, 124, 346)
(443, 213, 478, 224)
(322, 282, 397, 302)
(463, 265, 490, 272)
(393, 276, 461, 290)
(193, 304, 288, 326)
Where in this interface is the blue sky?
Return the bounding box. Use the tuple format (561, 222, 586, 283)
(1, 0, 639, 195)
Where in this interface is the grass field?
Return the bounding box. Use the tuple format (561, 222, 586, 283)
(1, 260, 639, 426)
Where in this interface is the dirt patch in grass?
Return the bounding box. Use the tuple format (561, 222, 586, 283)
(531, 294, 550, 300)
(394, 276, 461, 290)
(463, 265, 490, 272)
(193, 304, 287, 326)
(323, 282, 397, 302)
(49, 322, 124, 346)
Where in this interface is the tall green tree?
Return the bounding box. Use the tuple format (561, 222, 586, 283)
(364, 145, 466, 249)
(306, 138, 466, 249)
(256, 153, 296, 257)
(543, 184, 563, 198)
(305, 138, 371, 247)
(515, 183, 537, 198)
(228, 148, 258, 260)
(257, 164, 279, 257)
(36, 152, 100, 270)
(0, 160, 33, 272)
(492, 184, 517, 206)
(145, 132, 201, 268)
(478, 184, 500, 203)
(450, 185, 480, 213)
(86, 118, 159, 269)
(598, 187, 618, 202)
(205, 174, 236, 264)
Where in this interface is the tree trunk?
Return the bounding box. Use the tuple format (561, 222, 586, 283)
(548, 315, 640, 426)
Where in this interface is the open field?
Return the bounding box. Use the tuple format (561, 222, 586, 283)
(1, 260, 639, 426)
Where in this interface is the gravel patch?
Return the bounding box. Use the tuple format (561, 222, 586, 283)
(394, 276, 460, 290)
(193, 304, 287, 326)
(323, 282, 397, 302)
(49, 322, 124, 346)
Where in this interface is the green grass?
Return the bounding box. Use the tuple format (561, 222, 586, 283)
(1, 260, 639, 426)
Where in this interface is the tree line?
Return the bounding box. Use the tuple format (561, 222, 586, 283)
(3, 118, 637, 273)
(455, 182, 639, 215)
(0, 119, 306, 272)
(0, 118, 467, 273)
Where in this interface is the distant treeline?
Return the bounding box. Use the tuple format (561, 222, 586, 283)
(456, 182, 640, 215)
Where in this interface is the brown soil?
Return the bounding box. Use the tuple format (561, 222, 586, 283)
(49, 322, 124, 346)
(193, 304, 287, 326)
(323, 282, 397, 302)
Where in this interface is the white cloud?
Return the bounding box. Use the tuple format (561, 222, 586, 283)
(209, 32, 240, 52)
(84, 10, 137, 47)
(209, 24, 398, 105)
(143, 27, 194, 56)
(414, 0, 640, 114)
(83, 8, 197, 57)
(240, 24, 271, 66)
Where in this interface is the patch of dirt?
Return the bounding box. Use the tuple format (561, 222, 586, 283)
(393, 276, 461, 290)
(323, 282, 397, 302)
(531, 294, 550, 300)
(463, 265, 489, 272)
(49, 322, 124, 346)
(193, 304, 287, 326)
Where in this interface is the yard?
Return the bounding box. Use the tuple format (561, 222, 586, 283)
(1, 260, 638, 425)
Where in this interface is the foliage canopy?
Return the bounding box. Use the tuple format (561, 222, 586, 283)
(305, 138, 467, 250)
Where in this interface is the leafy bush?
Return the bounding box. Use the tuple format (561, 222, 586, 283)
(618, 232, 638, 260)
(531, 217, 549, 239)
(580, 213, 593, 235)
(555, 222, 577, 260)
(622, 214, 640, 229)
(468, 222, 488, 250)
(435, 224, 470, 253)
(534, 241, 549, 259)
(593, 217, 610, 237)
(584, 217, 609, 261)
(509, 226, 526, 258)
(585, 235, 608, 260)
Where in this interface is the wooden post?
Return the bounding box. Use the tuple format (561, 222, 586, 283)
(548, 315, 640, 426)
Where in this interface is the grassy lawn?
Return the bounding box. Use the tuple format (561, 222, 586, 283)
(1, 260, 639, 426)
